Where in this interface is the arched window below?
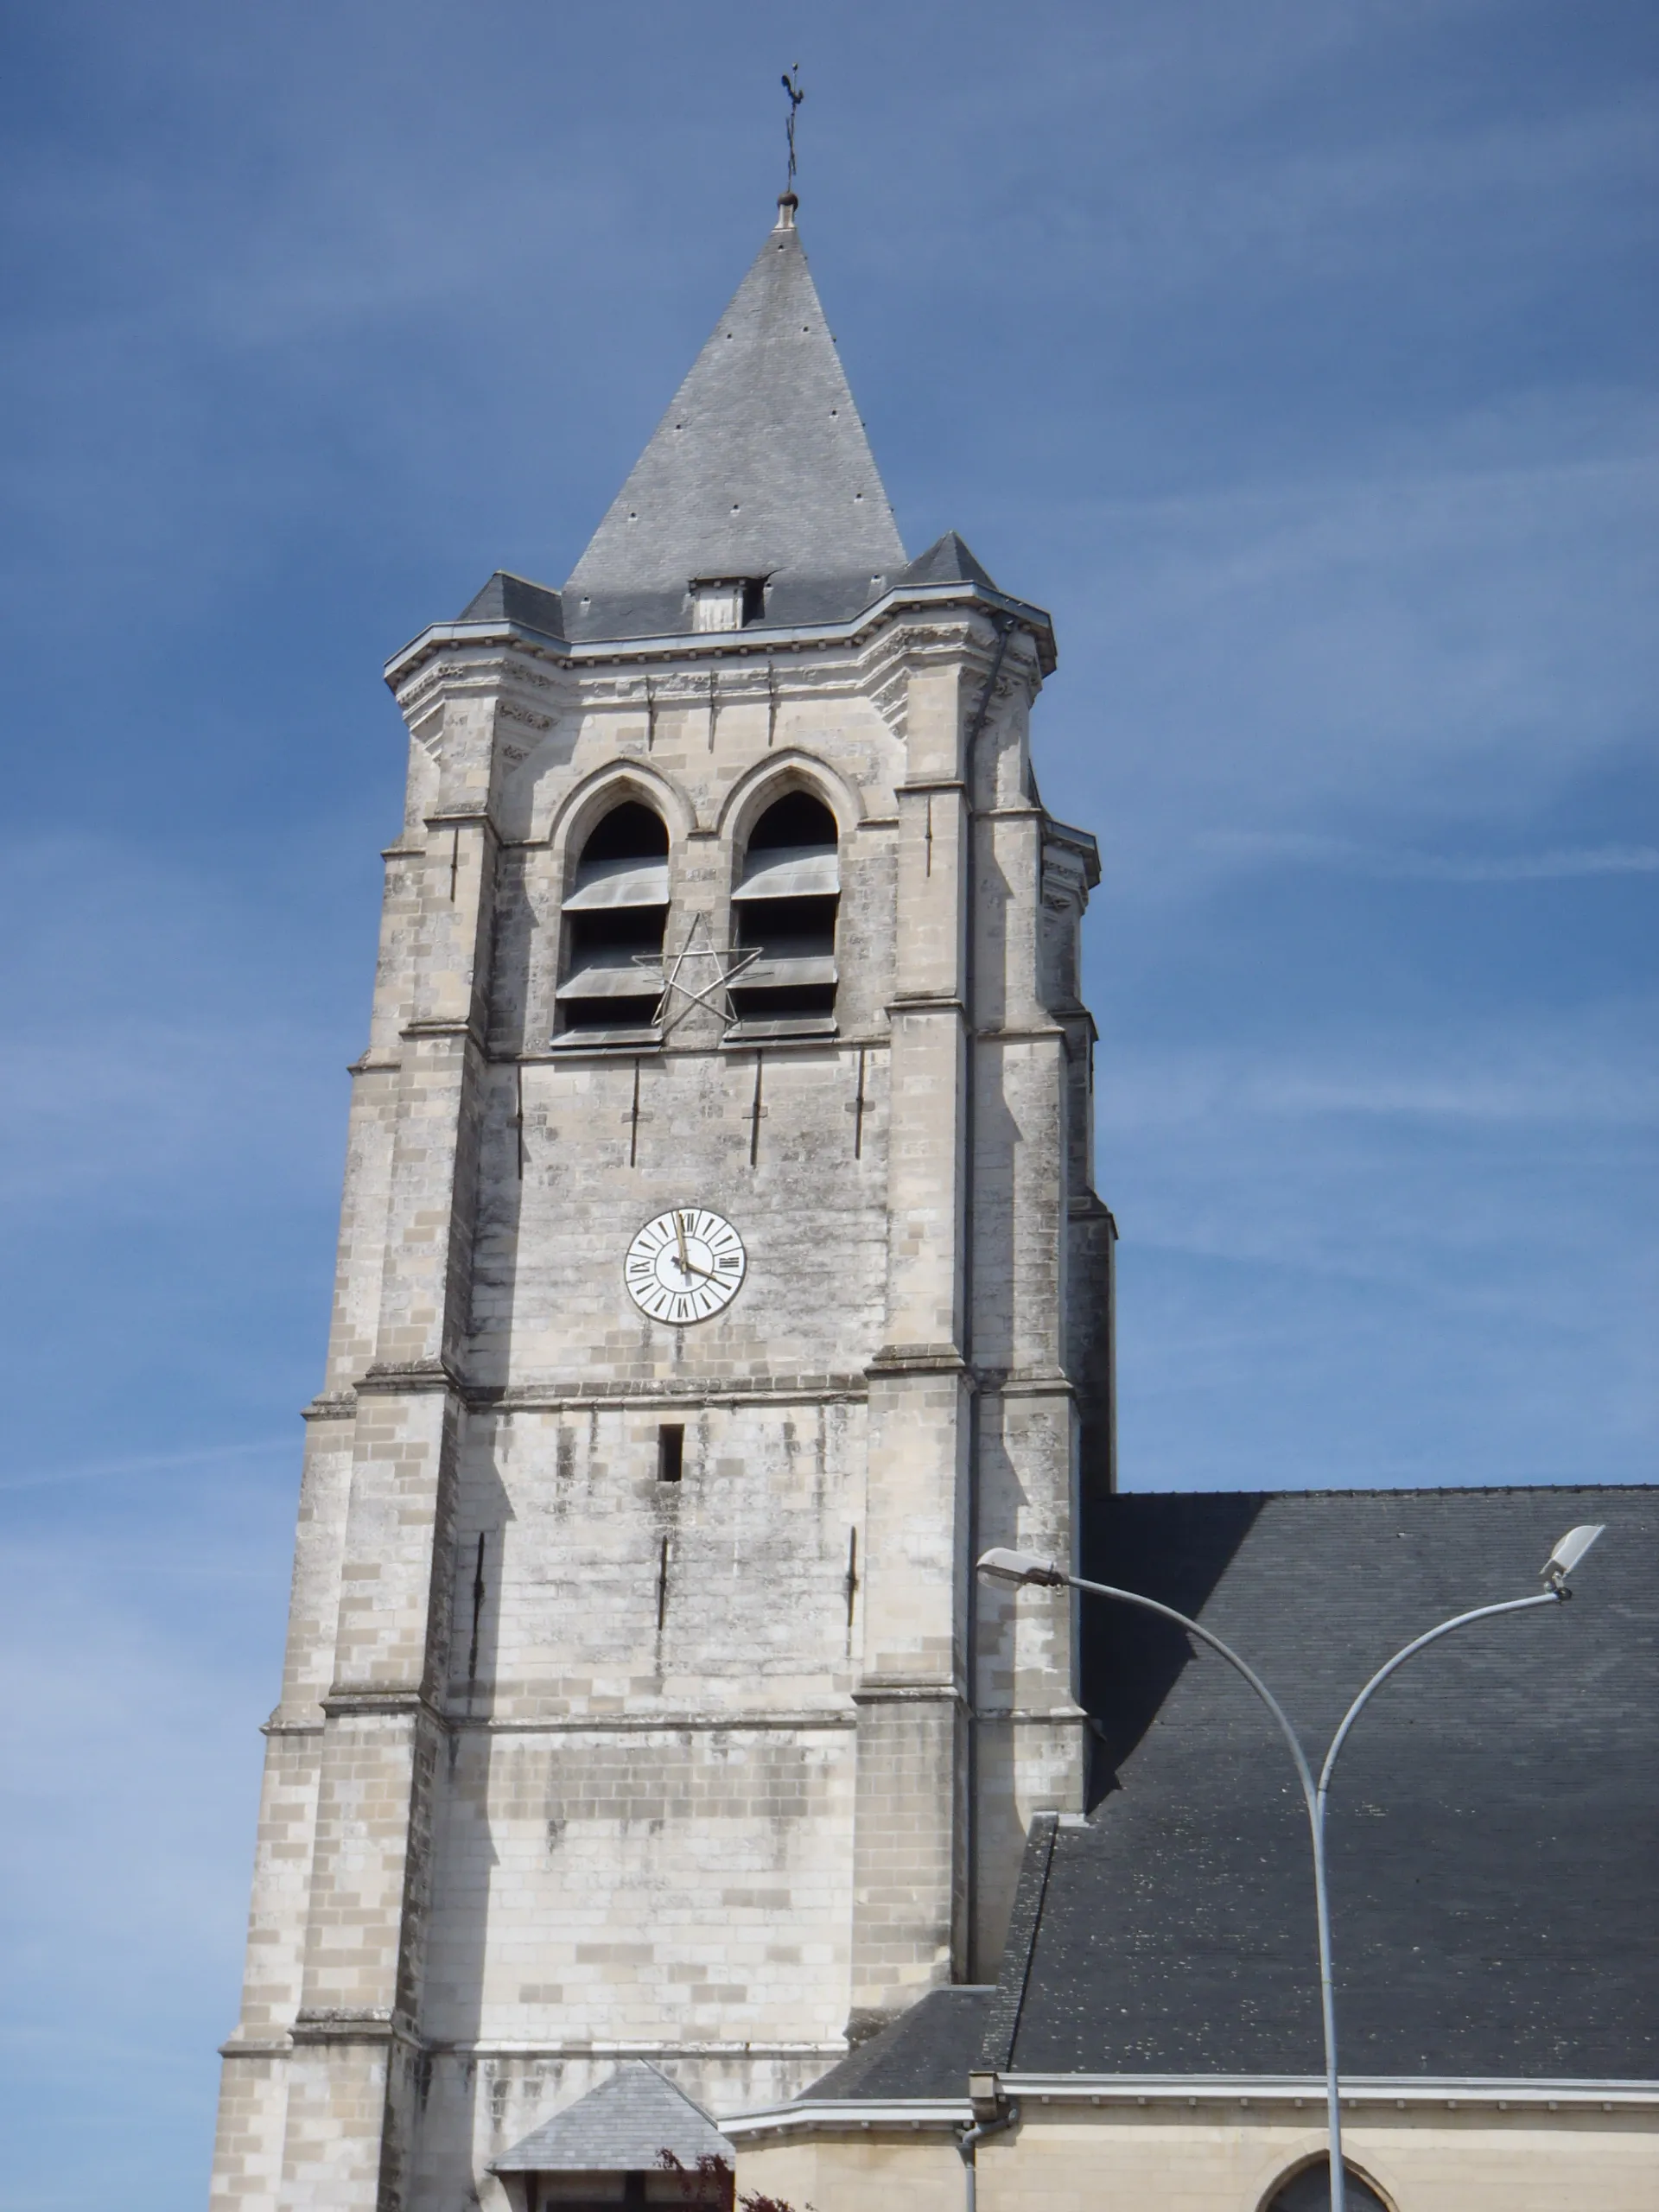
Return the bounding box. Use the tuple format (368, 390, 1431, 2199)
(556, 802, 669, 1039)
(729, 791, 839, 1039)
(1265, 2159, 1389, 2212)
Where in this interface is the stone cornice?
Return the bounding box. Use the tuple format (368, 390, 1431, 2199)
(721, 2079, 1659, 2140)
(723, 2097, 973, 2141)
(227, 2028, 853, 2064)
(974, 1706, 1093, 1726)
(474, 1374, 869, 1414)
(853, 1679, 967, 1707)
(320, 1688, 448, 1724)
(977, 1366, 1077, 1401)
(355, 1358, 464, 1395)
(866, 1345, 968, 1377)
(1067, 1192, 1116, 1225)
(999, 2074, 1659, 2112)
(289, 2008, 419, 2050)
(383, 576, 1058, 696)
(398, 1015, 487, 1049)
(301, 1392, 357, 1421)
(449, 1707, 857, 1734)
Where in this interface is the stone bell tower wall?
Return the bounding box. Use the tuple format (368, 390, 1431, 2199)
(212, 601, 1108, 2210)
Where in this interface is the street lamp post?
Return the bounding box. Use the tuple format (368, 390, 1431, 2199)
(976, 1522, 1605, 2212)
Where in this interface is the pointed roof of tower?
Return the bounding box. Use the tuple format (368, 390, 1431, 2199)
(562, 199, 906, 642)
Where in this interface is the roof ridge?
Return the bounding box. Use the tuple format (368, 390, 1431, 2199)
(977, 1811, 1058, 2073)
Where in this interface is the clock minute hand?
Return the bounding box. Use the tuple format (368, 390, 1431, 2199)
(674, 1211, 692, 1280)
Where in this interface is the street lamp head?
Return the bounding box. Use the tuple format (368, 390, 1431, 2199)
(976, 1548, 1067, 1588)
(1541, 1522, 1605, 1594)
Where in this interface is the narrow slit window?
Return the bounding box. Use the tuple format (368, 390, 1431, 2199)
(556, 802, 669, 1041)
(729, 791, 839, 1038)
(657, 1423, 684, 1483)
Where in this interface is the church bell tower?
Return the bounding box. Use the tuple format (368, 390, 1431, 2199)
(210, 191, 1114, 2211)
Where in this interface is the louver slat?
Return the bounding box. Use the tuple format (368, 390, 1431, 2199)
(731, 846, 840, 899)
(556, 958, 665, 1000)
(735, 956, 838, 988)
(563, 858, 671, 910)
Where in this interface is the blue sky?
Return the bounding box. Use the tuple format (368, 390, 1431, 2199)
(0, 3, 1653, 2203)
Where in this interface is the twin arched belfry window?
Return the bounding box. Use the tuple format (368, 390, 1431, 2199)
(555, 791, 840, 1042)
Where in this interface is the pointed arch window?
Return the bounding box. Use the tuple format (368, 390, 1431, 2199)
(1265, 2161, 1389, 2212)
(728, 791, 839, 1038)
(556, 801, 669, 1039)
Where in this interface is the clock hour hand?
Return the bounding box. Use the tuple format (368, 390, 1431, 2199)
(673, 1226, 719, 1282)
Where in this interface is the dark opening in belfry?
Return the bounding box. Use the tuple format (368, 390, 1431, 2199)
(731, 791, 839, 1036)
(556, 802, 669, 1038)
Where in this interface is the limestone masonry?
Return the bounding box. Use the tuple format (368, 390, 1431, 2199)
(209, 194, 1114, 2210)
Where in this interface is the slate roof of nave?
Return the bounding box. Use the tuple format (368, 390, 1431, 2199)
(794, 1484, 1659, 2100)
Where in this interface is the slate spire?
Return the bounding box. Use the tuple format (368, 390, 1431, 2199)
(563, 197, 907, 641)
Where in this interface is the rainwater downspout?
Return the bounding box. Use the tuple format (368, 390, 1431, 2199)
(957, 2101, 1020, 2212)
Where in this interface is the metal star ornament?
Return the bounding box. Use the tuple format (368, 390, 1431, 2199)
(639, 914, 760, 1034)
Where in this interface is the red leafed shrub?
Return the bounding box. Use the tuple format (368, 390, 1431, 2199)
(657, 2149, 815, 2212)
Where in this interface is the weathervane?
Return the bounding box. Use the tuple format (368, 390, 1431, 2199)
(781, 65, 804, 192)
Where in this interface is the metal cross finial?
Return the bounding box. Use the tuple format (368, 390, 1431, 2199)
(781, 66, 804, 189)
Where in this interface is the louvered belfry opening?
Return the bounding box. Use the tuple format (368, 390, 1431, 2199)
(557, 802, 669, 1037)
(730, 791, 839, 1037)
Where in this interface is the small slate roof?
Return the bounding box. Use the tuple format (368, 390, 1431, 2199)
(456, 569, 566, 639)
(804, 1987, 995, 2102)
(898, 531, 1001, 591)
(494, 2060, 734, 2174)
(561, 208, 906, 642)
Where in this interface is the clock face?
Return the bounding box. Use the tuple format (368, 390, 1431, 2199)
(625, 1207, 747, 1325)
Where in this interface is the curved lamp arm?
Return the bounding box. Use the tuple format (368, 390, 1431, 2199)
(1060, 1574, 1320, 1814)
(1318, 1592, 1561, 1803)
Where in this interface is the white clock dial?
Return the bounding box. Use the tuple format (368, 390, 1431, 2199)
(625, 1207, 747, 1325)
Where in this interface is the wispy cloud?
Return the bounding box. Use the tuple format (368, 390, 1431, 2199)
(1035, 426, 1659, 895)
(0, 1439, 291, 1495)
(1102, 1012, 1659, 1132)
(1202, 832, 1659, 882)
(1103, 1005, 1657, 1491)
